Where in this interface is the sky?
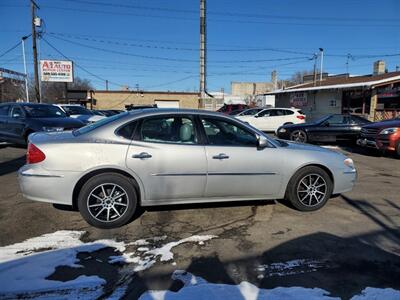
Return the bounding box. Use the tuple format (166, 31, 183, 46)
(0, 0, 399, 93)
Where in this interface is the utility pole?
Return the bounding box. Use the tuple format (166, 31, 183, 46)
(31, 0, 41, 103)
(319, 48, 324, 81)
(199, 0, 206, 107)
(313, 53, 317, 86)
(21, 36, 30, 102)
(346, 53, 353, 75)
(106, 80, 109, 91)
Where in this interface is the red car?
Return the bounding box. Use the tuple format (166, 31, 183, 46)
(357, 117, 400, 157)
(217, 104, 249, 114)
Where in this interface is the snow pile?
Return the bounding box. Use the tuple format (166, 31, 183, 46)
(108, 235, 217, 272)
(139, 271, 400, 300)
(0, 231, 216, 299)
(0, 231, 125, 296)
(351, 287, 400, 300)
(139, 270, 340, 300)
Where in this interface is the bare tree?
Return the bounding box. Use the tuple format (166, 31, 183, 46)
(287, 70, 315, 86)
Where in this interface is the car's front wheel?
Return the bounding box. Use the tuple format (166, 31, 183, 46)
(285, 166, 333, 211)
(290, 130, 307, 143)
(78, 173, 138, 228)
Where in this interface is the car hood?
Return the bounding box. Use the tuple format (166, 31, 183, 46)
(69, 114, 106, 123)
(282, 122, 314, 129)
(280, 139, 344, 155)
(362, 119, 400, 129)
(29, 117, 84, 128)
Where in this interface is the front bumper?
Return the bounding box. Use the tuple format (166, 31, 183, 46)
(333, 169, 357, 194)
(357, 134, 398, 152)
(18, 165, 78, 205)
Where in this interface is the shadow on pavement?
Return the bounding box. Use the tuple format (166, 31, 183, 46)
(0, 155, 25, 176)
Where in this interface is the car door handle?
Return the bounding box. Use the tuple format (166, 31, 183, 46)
(212, 153, 229, 160)
(132, 152, 152, 159)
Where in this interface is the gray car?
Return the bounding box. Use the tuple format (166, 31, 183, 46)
(18, 109, 357, 228)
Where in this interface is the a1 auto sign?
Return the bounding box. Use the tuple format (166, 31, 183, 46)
(40, 60, 73, 82)
(290, 92, 308, 107)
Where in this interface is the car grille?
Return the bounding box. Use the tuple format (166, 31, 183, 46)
(360, 127, 379, 137)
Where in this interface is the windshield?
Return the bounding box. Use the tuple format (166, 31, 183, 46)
(23, 105, 67, 118)
(312, 115, 331, 124)
(62, 105, 93, 115)
(73, 111, 129, 136)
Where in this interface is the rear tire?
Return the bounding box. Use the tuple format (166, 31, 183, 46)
(285, 166, 333, 211)
(78, 173, 138, 229)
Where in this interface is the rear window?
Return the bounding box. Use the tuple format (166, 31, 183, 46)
(285, 110, 294, 115)
(73, 112, 129, 136)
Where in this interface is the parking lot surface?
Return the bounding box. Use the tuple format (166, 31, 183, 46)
(0, 144, 399, 299)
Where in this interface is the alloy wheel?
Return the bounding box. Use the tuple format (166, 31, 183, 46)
(87, 183, 129, 222)
(291, 130, 307, 143)
(296, 174, 327, 207)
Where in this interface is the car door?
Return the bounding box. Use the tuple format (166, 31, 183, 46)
(125, 115, 207, 202)
(310, 115, 350, 142)
(7, 105, 26, 143)
(200, 116, 283, 198)
(0, 104, 11, 140)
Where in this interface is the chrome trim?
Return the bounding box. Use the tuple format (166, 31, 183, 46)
(152, 173, 207, 177)
(209, 172, 277, 176)
(19, 173, 64, 178)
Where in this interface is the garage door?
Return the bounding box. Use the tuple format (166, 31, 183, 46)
(155, 100, 180, 108)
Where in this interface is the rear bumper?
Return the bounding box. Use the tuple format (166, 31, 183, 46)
(18, 165, 78, 205)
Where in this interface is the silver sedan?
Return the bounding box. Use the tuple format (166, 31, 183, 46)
(18, 109, 357, 228)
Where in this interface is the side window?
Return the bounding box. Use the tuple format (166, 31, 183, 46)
(0, 105, 10, 116)
(284, 110, 294, 115)
(116, 121, 137, 140)
(10, 106, 23, 118)
(201, 117, 257, 147)
(139, 116, 197, 144)
(325, 115, 346, 125)
(258, 109, 271, 117)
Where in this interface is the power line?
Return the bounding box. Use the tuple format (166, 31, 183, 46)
(0, 41, 21, 59)
(41, 37, 123, 87)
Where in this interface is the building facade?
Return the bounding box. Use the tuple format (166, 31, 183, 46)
(87, 90, 200, 110)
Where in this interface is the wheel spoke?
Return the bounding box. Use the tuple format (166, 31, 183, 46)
(308, 194, 313, 205)
(300, 180, 310, 189)
(114, 202, 127, 207)
(315, 190, 325, 195)
(109, 185, 116, 198)
(89, 203, 103, 208)
(112, 206, 121, 217)
(101, 185, 107, 198)
(106, 207, 110, 221)
(315, 183, 326, 189)
(92, 194, 104, 201)
(112, 192, 126, 201)
(95, 207, 105, 218)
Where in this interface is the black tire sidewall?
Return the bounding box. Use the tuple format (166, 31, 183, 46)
(286, 166, 333, 211)
(78, 173, 138, 229)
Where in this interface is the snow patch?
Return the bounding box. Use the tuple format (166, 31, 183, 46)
(256, 258, 332, 277)
(351, 287, 400, 300)
(139, 270, 339, 300)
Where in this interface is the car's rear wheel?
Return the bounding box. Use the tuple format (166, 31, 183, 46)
(285, 166, 333, 211)
(78, 173, 137, 228)
(290, 130, 307, 143)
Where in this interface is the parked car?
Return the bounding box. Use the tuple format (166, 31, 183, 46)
(217, 104, 249, 114)
(54, 104, 106, 124)
(276, 114, 370, 143)
(96, 110, 123, 117)
(237, 108, 305, 132)
(357, 117, 400, 156)
(0, 102, 84, 145)
(19, 109, 357, 228)
(229, 107, 264, 117)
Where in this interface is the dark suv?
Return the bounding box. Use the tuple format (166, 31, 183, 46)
(0, 102, 85, 145)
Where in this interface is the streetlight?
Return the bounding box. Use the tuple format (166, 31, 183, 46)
(21, 36, 30, 102)
(319, 48, 324, 81)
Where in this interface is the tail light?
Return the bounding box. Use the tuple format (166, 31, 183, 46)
(297, 115, 305, 120)
(27, 143, 46, 164)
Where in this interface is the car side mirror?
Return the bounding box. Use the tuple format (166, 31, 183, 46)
(257, 135, 269, 149)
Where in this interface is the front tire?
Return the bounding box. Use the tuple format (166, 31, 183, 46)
(285, 166, 333, 211)
(290, 130, 307, 143)
(78, 173, 138, 229)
